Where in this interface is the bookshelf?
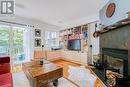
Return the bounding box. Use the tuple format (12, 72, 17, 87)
(59, 24, 88, 52)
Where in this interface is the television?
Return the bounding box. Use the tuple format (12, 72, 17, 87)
(67, 39, 81, 51)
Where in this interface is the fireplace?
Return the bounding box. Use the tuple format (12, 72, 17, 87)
(98, 19, 130, 86)
(101, 48, 129, 86)
(92, 48, 129, 86)
(102, 48, 128, 76)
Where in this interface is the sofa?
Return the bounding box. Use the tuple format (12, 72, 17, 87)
(0, 56, 13, 87)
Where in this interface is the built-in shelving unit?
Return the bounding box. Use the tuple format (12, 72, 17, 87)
(59, 24, 88, 52)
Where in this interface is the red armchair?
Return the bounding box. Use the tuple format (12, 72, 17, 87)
(0, 56, 13, 87)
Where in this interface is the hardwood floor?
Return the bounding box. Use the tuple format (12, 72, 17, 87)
(52, 59, 81, 78)
(12, 64, 22, 73)
(52, 59, 106, 87)
(12, 59, 106, 87)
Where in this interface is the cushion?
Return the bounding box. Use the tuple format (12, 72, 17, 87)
(0, 73, 12, 87)
(0, 63, 10, 75)
(0, 84, 11, 87)
(0, 57, 10, 64)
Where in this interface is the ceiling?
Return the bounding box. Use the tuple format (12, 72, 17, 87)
(15, 0, 109, 27)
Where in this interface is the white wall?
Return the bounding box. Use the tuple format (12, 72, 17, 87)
(87, 22, 100, 64)
(89, 22, 100, 55)
(0, 16, 60, 51)
(100, 0, 130, 27)
(61, 13, 99, 29)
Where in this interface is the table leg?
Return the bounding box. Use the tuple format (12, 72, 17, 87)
(53, 79, 58, 87)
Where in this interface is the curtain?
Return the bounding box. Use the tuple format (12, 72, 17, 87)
(23, 27, 34, 61)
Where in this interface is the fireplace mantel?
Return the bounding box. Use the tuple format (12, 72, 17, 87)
(96, 18, 130, 35)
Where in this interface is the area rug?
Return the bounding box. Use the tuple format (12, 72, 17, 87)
(13, 72, 77, 87)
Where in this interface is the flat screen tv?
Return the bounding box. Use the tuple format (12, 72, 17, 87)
(67, 39, 81, 51)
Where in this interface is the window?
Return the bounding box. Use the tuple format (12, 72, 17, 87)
(13, 27, 24, 45)
(0, 24, 25, 64)
(0, 25, 10, 46)
(45, 31, 59, 47)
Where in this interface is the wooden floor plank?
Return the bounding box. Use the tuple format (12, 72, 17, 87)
(52, 59, 106, 87)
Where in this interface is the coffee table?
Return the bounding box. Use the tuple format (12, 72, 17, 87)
(22, 60, 63, 87)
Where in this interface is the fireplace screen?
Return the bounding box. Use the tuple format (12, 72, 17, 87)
(104, 55, 124, 75)
(102, 48, 129, 86)
(102, 48, 128, 76)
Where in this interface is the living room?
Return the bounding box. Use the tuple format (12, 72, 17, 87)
(0, 0, 130, 87)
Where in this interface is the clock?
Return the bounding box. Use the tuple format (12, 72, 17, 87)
(106, 3, 116, 18)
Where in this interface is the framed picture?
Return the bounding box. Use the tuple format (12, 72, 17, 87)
(35, 29, 41, 37)
(35, 38, 41, 47)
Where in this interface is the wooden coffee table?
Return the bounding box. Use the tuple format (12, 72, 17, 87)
(22, 60, 63, 87)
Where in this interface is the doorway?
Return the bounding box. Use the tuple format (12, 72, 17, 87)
(0, 24, 25, 64)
